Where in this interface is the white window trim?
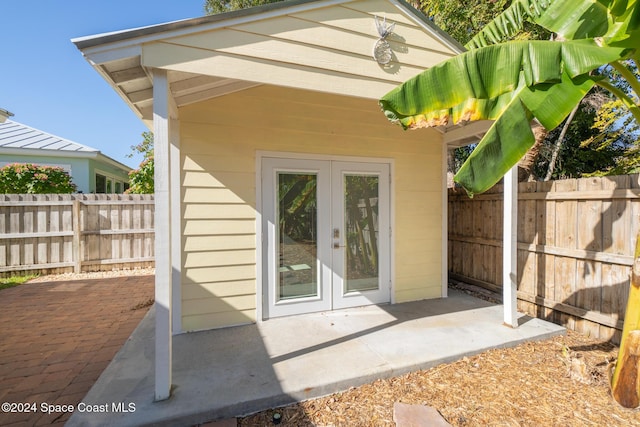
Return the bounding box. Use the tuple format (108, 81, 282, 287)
(94, 168, 129, 193)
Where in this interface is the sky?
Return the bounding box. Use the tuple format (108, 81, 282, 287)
(2, 1, 207, 168)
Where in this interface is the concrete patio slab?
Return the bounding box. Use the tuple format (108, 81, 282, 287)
(67, 289, 565, 427)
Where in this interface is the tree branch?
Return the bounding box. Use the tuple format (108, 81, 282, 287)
(544, 103, 579, 181)
(610, 61, 640, 102)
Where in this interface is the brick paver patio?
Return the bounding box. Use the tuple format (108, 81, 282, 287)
(0, 275, 154, 426)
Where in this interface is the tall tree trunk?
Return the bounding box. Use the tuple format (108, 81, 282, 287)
(446, 148, 455, 188)
(355, 219, 370, 273)
(363, 187, 378, 273)
(544, 104, 580, 181)
(611, 235, 640, 408)
(517, 122, 547, 182)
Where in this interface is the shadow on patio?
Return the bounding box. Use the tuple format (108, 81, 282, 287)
(67, 289, 564, 427)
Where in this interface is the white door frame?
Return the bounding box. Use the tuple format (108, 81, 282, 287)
(331, 161, 390, 309)
(256, 151, 395, 320)
(262, 157, 333, 318)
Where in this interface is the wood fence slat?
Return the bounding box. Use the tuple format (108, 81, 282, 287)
(450, 188, 640, 201)
(0, 231, 75, 239)
(0, 194, 155, 276)
(448, 173, 639, 343)
(449, 236, 633, 266)
(36, 196, 47, 265)
(575, 177, 603, 337)
(72, 200, 82, 273)
(49, 196, 61, 264)
(62, 194, 73, 265)
(1, 201, 75, 206)
(86, 197, 99, 262)
(9, 195, 20, 266)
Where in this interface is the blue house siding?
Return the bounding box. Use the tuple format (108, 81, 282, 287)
(0, 120, 131, 193)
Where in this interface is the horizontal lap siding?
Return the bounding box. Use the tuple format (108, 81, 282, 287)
(180, 85, 443, 331)
(181, 120, 256, 331)
(144, 0, 456, 100)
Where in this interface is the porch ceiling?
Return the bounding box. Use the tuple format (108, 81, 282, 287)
(98, 56, 262, 128)
(95, 54, 492, 146)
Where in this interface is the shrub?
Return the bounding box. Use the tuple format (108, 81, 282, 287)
(0, 163, 77, 193)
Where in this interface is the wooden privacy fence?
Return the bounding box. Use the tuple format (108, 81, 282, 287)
(0, 194, 155, 275)
(449, 174, 639, 342)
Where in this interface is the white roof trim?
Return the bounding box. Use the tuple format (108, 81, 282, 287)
(0, 147, 132, 172)
(74, 0, 465, 65)
(74, 0, 350, 63)
(390, 0, 464, 54)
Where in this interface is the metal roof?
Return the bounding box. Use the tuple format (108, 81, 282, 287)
(0, 120, 98, 153)
(0, 120, 132, 171)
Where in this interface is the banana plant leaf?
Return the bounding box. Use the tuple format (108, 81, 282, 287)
(467, 0, 639, 49)
(379, 40, 627, 196)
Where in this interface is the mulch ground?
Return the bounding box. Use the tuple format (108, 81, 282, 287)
(0, 275, 154, 426)
(239, 330, 640, 426)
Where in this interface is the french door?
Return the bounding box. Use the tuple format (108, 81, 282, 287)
(262, 157, 390, 318)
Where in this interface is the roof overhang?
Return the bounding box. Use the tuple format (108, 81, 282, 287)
(72, 0, 487, 145)
(0, 147, 132, 172)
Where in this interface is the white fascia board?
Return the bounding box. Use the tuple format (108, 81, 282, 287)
(80, 44, 142, 67)
(0, 147, 98, 159)
(1, 147, 131, 172)
(73, 0, 350, 62)
(171, 0, 350, 35)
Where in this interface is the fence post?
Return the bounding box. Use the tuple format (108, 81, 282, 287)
(72, 199, 81, 273)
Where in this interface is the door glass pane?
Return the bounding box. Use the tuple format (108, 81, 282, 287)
(278, 173, 318, 300)
(344, 175, 379, 293)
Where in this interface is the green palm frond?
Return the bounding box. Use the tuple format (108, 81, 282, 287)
(380, 40, 628, 195)
(467, 0, 639, 49)
(466, 0, 552, 49)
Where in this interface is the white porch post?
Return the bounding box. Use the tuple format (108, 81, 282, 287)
(170, 118, 182, 335)
(503, 165, 518, 327)
(441, 142, 449, 298)
(153, 68, 176, 400)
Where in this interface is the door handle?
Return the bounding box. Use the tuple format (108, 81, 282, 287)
(333, 228, 342, 249)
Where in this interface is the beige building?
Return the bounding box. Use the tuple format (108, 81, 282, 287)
(74, 0, 492, 400)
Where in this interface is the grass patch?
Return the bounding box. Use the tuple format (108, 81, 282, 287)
(0, 274, 39, 290)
